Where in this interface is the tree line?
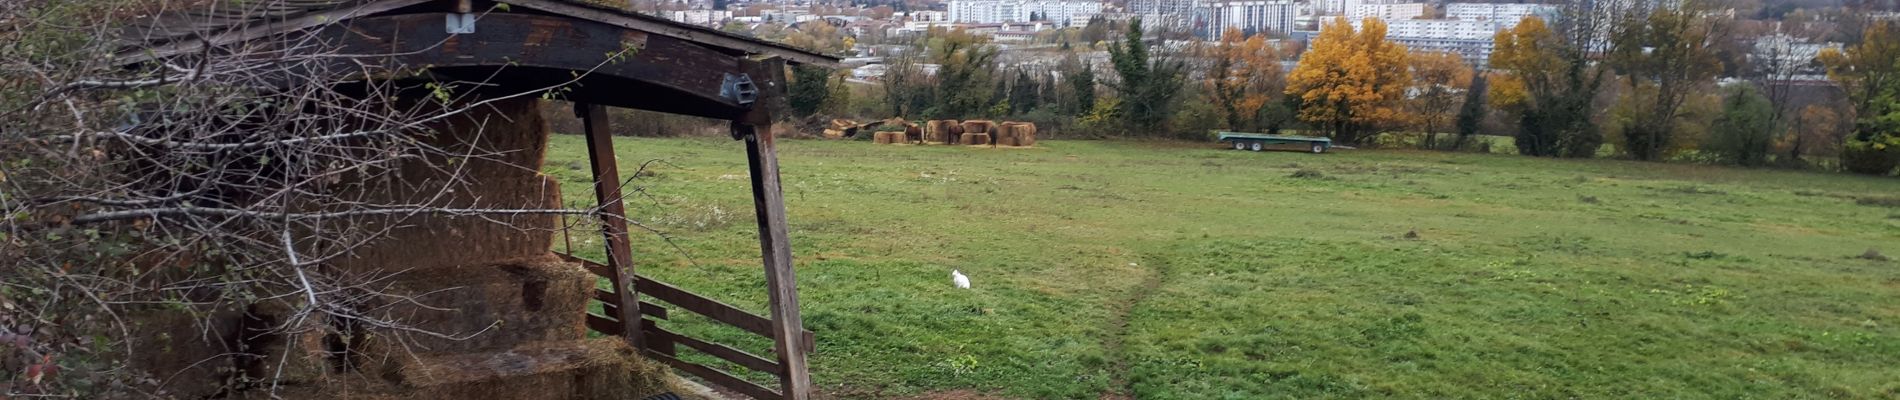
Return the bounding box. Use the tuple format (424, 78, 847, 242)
(787, 1, 1899, 175)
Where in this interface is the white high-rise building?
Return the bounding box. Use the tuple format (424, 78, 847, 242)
(1446, 3, 1555, 28)
(1347, 2, 1424, 21)
(1127, 0, 1200, 28)
(949, 0, 1102, 27)
(1200, 0, 1296, 37)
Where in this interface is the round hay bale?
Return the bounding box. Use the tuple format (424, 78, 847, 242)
(873, 131, 896, 144)
(960, 132, 991, 146)
(830, 119, 858, 130)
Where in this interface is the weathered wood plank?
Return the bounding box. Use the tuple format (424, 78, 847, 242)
(584, 313, 622, 336)
(497, 0, 838, 67)
(645, 323, 782, 375)
(645, 351, 782, 400)
(595, 290, 669, 320)
(635, 274, 775, 338)
(581, 103, 645, 349)
(736, 55, 813, 400)
(119, 0, 436, 61)
(322, 13, 744, 113)
(560, 251, 813, 350)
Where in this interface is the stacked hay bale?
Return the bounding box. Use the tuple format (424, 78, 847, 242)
(872, 130, 905, 144)
(999, 122, 1037, 147)
(960, 120, 995, 146)
(925, 120, 959, 144)
(141, 97, 692, 399)
(960, 131, 992, 145)
(994, 122, 1021, 146)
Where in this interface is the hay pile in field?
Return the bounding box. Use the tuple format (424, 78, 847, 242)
(823, 118, 856, 139)
(960, 131, 992, 145)
(995, 122, 1037, 147)
(873, 131, 907, 144)
(925, 120, 959, 143)
(960, 120, 994, 136)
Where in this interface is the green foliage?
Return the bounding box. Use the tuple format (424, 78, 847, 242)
(924, 29, 1000, 119)
(1708, 85, 1779, 166)
(1841, 136, 1900, 175)
(1607, 3, 1724, 161)
(1107, 19, 1187, 136)
(1064, 59, 1098, 116)
(789, 65, 833, 118)
(1454, 72, 1489, 147)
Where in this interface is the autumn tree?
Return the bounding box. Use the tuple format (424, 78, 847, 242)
(1751, 31, 1826, 162)
(1819, 21, 1900, 174)
(1785, 104, 1845, 158)
(1607, 1, 1726, 161)
(1286, 17, 1411, 145)
(1408, 51, 1474, 149)
(1204, 28, 1289, 131)
(1489, 14, 1610, 158)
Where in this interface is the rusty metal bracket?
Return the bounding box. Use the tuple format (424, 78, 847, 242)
(722, 73, 758, 106)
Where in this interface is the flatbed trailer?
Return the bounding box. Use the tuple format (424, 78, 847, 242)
(1217, 131, 1332, 153)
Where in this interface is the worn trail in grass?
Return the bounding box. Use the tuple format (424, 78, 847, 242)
(543, 136, 1900, 399)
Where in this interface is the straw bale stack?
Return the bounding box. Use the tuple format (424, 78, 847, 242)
(959, 132, 991, 146)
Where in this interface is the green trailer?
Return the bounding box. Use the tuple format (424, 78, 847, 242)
(1217, 131, 1332, 153)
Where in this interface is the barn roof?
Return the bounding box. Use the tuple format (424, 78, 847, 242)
(117, 0, 837, 67)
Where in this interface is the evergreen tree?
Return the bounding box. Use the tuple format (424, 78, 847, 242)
(1108, 18, 1186, 135)
(1454, 70, 1489, 148)
(789, 65, 833, 118)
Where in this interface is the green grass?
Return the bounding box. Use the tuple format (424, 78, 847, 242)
(541, 136, 1900, 399)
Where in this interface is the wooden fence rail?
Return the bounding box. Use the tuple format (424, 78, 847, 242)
(555, 251, 812, 398)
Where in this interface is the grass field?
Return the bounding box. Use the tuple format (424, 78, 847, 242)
(541, 136, 1900, 399)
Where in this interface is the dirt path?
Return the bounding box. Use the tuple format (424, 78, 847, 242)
(1097, 259, 1168, 400)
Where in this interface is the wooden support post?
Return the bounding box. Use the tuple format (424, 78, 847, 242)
(737, 52, 812, 400)
(579, 103, 645, 349)
(737, 121, 811, 400)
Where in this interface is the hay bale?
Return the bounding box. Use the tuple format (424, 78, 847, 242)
(872, 131, 890, 144)
(829, 118, 858, 130)
(367, 257, 592, 354)
(822, 129, 845, 139)
(883, 131, 912, 144)
(960, 132, 991, 146)
(905, 123, 923, 143)
(994, 122, 1022, 147)
(960, 120, 994, 135)
(925, 120, 959, 143)
(1017, 122, 1037, 146)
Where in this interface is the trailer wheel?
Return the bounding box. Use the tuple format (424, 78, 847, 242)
(1311, 143, 1326, 153)
(1233, 141, 1246, 150)
(1249, 142, 1263, 152)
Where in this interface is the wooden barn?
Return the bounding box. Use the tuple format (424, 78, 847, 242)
(116, 0, 835, 398)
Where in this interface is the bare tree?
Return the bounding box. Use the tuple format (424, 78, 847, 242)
(0, 0, 658, 397)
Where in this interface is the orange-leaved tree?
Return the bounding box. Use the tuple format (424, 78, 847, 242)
(1205, 28, 1289, 132)
(1407, 51, 1474, 149)
(1286, 17, 1411, 145)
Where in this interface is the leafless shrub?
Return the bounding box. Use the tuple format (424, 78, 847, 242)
(0, 0, 656, 397)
